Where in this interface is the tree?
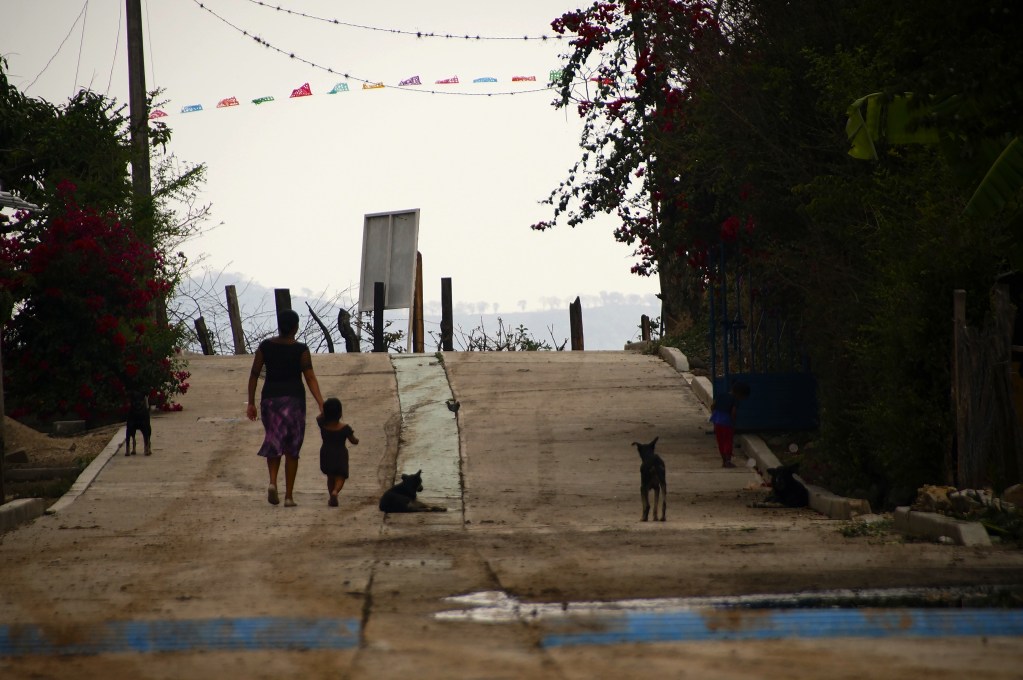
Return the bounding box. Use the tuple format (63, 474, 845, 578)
(0, 58, 208, 424)
(536, 0, 727, 334)
(540, 0, 1023, 505)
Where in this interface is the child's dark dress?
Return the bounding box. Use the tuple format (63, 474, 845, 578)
(319, 423, 353, 478)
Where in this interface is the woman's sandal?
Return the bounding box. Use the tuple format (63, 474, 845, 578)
(267, 485, 280, 505)
(284, 498, 297, 507)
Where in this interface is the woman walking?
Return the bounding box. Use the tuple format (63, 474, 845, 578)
(246, 309, 325, 507)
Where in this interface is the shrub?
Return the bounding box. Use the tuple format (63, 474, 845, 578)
(1, 182, 189, 424)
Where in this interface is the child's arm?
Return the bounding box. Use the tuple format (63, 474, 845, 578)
(347, 428, 359, 445)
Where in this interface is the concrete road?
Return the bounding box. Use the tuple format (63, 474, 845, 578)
(1, 351, 1022, 679)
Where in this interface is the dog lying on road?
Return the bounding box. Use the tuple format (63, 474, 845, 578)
(125, 392, 152, 457)
(379, 470, 447, 513)
(633, 437, 666, 521)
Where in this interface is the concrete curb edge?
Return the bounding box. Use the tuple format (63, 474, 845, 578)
(46, 431, 124, 515)
(893, 506, 992, 547)
(0, 498, 50, 534)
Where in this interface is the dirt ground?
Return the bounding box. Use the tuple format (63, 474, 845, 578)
(1, 352, 1022, 679)
(2, 417, 121, 502)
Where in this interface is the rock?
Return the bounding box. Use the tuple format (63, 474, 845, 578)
(52, 420, 86, 436)
(1002, 484, 1023, 507)
(911, 485, 956, 513)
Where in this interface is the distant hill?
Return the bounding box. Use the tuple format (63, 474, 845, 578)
(171, 272, 661, 353)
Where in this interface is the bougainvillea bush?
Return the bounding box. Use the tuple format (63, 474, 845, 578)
(0, 182, 189, 425)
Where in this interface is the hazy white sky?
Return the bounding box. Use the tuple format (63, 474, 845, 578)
(1, 0, 659, 313)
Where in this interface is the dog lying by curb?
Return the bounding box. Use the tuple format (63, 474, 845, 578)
(751, 462, 809, 508)
(633, 437, 666, 521)
(379, 470, 447, 513)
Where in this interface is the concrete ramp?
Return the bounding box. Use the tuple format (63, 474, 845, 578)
(390, 354, 461, 513)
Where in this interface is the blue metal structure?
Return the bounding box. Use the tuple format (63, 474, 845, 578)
(709, 243, 818, 432)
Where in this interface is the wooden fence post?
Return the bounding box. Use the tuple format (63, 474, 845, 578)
(373, 282, 386, 353)
(641, 314, 651, 342)
(0, 332, 6, 504)
(570, 296, 584, 351)
(194, 317, 214, 355)
(952, 289, 966, 486)
(339, 309, 360, 352)
(441, 277, 453, 351)
(274, 288, 292, 336)
(412, 252, 425, 353)
(225, 285, 246, 354)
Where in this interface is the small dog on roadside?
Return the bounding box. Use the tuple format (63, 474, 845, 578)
(750, 462, 808, 508)
(125, 392, 152, 456)
(633, 437, 666, 521)
(379, 470, 447, 513)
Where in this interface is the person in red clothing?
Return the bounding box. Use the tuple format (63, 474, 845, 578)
(710, 381, 750, 468)
(246, 309, 325, 507)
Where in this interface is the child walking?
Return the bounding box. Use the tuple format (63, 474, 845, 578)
(317, 397, 359, 507)
(710, 381, 749, 468)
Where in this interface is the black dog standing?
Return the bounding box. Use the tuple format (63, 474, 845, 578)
(125, 392, 152, 456)
(633, 437, 667, 521)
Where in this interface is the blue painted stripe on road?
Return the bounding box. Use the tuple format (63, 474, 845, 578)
(0, 616, 360, 657)
(543, 608, 1023, 648)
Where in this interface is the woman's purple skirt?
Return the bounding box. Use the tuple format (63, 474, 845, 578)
(257, 396, 306, 459)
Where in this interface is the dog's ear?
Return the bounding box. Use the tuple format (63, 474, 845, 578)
(650, 436, 659, 447)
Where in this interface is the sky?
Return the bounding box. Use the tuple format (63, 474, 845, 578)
(1, 0, 660, 316)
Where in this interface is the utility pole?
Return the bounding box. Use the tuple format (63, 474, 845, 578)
(125, 0, 153, 245)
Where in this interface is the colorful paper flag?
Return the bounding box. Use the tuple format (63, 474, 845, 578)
(436, 76, 459, 84)
(512, 76, 536, 82)
(216, 96, 240, 108)
(362, 82, 385, 90)
(473, 77, 497, 83)
(290, 82, 313, 98)
(398, 75, 422, 86)
(549, 69, 563, 82)
(252, 96, 275, 105)
(148, 109, 168, 119)
(181, 104, 203, 113)
(328, 82, 350, 94)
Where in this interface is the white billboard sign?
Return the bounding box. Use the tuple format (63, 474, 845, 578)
(358, 209, 420, 312)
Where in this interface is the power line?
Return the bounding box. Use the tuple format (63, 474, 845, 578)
(24, 0, 89, 94)
(145, 0, 157, 88)
(238, 0, 566, 42)
(190, 0, 557, 97)
(73, 0, 90, 97)
(106, 0, 122, 95)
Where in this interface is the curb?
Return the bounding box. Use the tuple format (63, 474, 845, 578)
(0, 429, 123, 533)
(893, 506, 992, 547)
(657, 346, 690, 373)
(0, 498, 50, 534)
(46, 431, 123, 515)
